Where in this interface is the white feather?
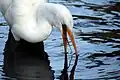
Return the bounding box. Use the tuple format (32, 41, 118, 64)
(0, 0, 73, 43)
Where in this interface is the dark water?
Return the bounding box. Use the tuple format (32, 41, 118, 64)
(0, 0, 120, 80)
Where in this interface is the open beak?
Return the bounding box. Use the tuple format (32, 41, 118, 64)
(62, 24, 78, 56)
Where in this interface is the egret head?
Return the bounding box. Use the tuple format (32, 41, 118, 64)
(41, 3, 78, 55)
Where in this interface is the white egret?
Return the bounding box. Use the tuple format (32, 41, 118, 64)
(0, 0, 78, 56)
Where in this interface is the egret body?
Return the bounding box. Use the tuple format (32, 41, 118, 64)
(0, 0, 78, 55)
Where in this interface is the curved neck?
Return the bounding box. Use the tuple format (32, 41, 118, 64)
(37, 3, 63, 29)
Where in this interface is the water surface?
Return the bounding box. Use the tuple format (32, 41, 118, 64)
(0, 0, 120, 80)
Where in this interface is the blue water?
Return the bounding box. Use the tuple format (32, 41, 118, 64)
(0, 0, 120, 80)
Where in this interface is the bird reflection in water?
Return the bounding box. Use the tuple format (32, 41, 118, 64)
(3, 56, 54, 80)
(3, 31, 54, 80)
(1, 30, 79, 80)
(2, 31, 78, 80)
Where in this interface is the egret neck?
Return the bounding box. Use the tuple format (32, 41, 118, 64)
(11, 2, 78, 55)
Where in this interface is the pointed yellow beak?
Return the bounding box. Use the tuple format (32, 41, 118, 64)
(62, 24, 78, 56)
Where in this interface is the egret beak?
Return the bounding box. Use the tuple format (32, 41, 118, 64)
(61, 24, 78, 80)
(62, 24, 78, 56)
